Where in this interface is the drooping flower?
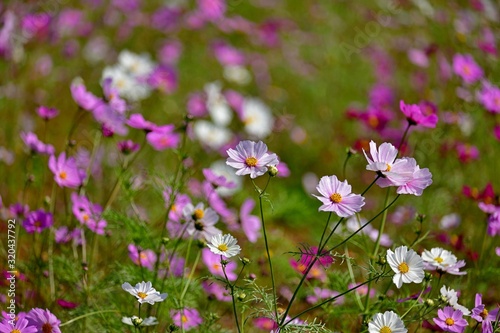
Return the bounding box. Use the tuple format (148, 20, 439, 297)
(122, 316, 158, 327)
(400, 100, 438, 128)
(386, 246, 424, 288)
(440, 285, 471, 315)
(26, 308, 61, 333)
(368, 311, 407, 333)
(226, 140, 279, 179)
(452, 53, 483, 84)
(471, 293, 499, 333)
(313, 175, 365, 217)
(48, 152, 83, 188)
(22, 209, 53, 234)
(207, 233, 241, 258)
(121, 281, 167, 305)
(170, 308, 203, 331)
(21, 132, 55, 155)
(433, 307, 468, 333)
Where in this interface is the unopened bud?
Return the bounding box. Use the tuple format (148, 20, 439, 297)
(376, 255, 386, 266)
(161, 237, 170, 245)
(132, 317, 143, 327)
(268, 165, 279, 177)
(241, 257, 251, 265)
(237, 293, 246, 301)
(425, 299, 435, 307)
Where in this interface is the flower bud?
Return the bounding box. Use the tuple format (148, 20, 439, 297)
(237, 293, 246, 301)
(268, 165, 279, 177)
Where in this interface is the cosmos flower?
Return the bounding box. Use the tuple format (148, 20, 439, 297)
(128, 244, 157, 271)
(240, 198, 261, 243)
(422, 248, 458, 271)
(400, 100, 438, 128)
(202, 248, 237, 280)
(471, 293, 499, 333)
(0, 313, 37, 333)
(386, 246, 424, 288)
(207, 233, 241, 258)
(313, 175, 365, 217)
(170, 308, 203, 331)
(477, 82, 500, 114)
(26, 308, 61, 333)
(146, 124, 180, 151)
(183, 203, 221, 241)
(433, 307, 468, 333)
(368, 311, 407, 333)
(193, 120, 232, 150)
(440, 285, 470, 315)
(22, 210, 53, 234)
(71, 193, 106, 235)
(122, 316, 158, 327)
(20, 132, 55, 155)
(48, 152, 83, 188)
(452, 53, 483, 84)
(121, 281, 167, 305)
(37, 106, 59, 120)
(240, 98, 274, 139)
(226, 140, 279, 179)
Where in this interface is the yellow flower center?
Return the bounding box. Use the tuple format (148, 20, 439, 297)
(59, 171, 67, 180)
(329, 193, 342, 203)
(368, 115, 379, 128)
(481, 309, 489, 319)
(462, 65, 471, 75)
(181, 315, 188, 323)
(398, 262, 409, 273)
(445, 318, 455, 326)
(217, 244, 228, 252)
(83, 214, 90, 222)
(34, 221, 41, 227)
(42, 323, 54, 333)
(385, 164, 392, 172)
(380, 326, 392, 333)
(212, 263, 221, 270)
(12, 330, 21, 333)
(193, 209, 204, 220)
(434, 256, 443, 263)
(245, 156, 258, 167)
(137, 292, 148, 299)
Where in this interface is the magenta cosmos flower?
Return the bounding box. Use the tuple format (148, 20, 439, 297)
(171, 308, 203, 331)
(21, 132, 55, 155)
(49, 152, 83, 188)
(26, 308, 61, 333)
(433, 307, 468, 333)
(71, 193, 107, 235)
(313, 175, 365, 217)
(0, 313, 37, 333)
(146, 124, 180, 151)
(226, 140, 279, 179)
(400, 100, 438, 128)
(478, 82, 500, 114)
(452, 54, 483, 85)
(22, 209, 53, 233)
(471, 293, 499, 333)
(37, 106, 59, 120)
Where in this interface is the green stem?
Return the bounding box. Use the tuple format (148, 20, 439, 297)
(48, 181, 57, 301)
(221, 256, 241, 333)
(179, 250, 201, 301)
(59, 310, 119, 327)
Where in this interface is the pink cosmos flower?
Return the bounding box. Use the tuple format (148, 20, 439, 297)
(71, 193, 107, 235)
(118, 140, 140, 155)
(70, 78, 101, 111)
(202, 280, 231, 301)
(452, 54, 483, 84)
(363, 141, 415, 187)
(306, 287, 343, 305)
(226, 140, 279, 179)
(240, 198, 261, 243)
(146, 125, 180, 151)
(400, 100, 438, 128)
(170, 308, 203, 331)
(201, 248, 237, 280)
(0, 313, 37, 333)
(471, 293, 499, 333)
(393, 159, 433, 196)
(203, 168, 236, 189)
(37, 106, 59, 120)
(102, 77, 127, 114)
(49, 152, 83, 188)
(187, 93, 208, 117)
(26, 308, 61, 333)
(477, 82, 500, 114)
(21, 132, 55, 155)
(57, 299, 79, 309)
(22, 210, 53, 234)
(433, 307, 468, 333)
(289, 259, 327, 282)
(313, 175, 365, 217)
(127, 113, 157, 132)
(147, 65, 177, 94)
(212, 41, 245, 66)
(128, 244, 157, 271)
(198, 0, 226, 21)
(456, 143, 479, 163)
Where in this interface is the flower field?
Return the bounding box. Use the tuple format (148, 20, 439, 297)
(1, 1, 500, 332)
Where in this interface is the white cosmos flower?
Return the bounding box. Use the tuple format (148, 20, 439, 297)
(368, 311, 407, 333)
(102, 65, 151, 101)
(193, 120, 232, 150)
(121, 281, 167, 305)
(440, 285, 471, 315)
(122, 316, 159, 327)
(241, 98, 274, 139)
(207, 233, 241, 258)
(205, 82, 233, 126)
(386, 246, 424, 289)
(223, 65, 251, 85)
(118, 50, 155, 77)
(421, 247, 457, 270)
